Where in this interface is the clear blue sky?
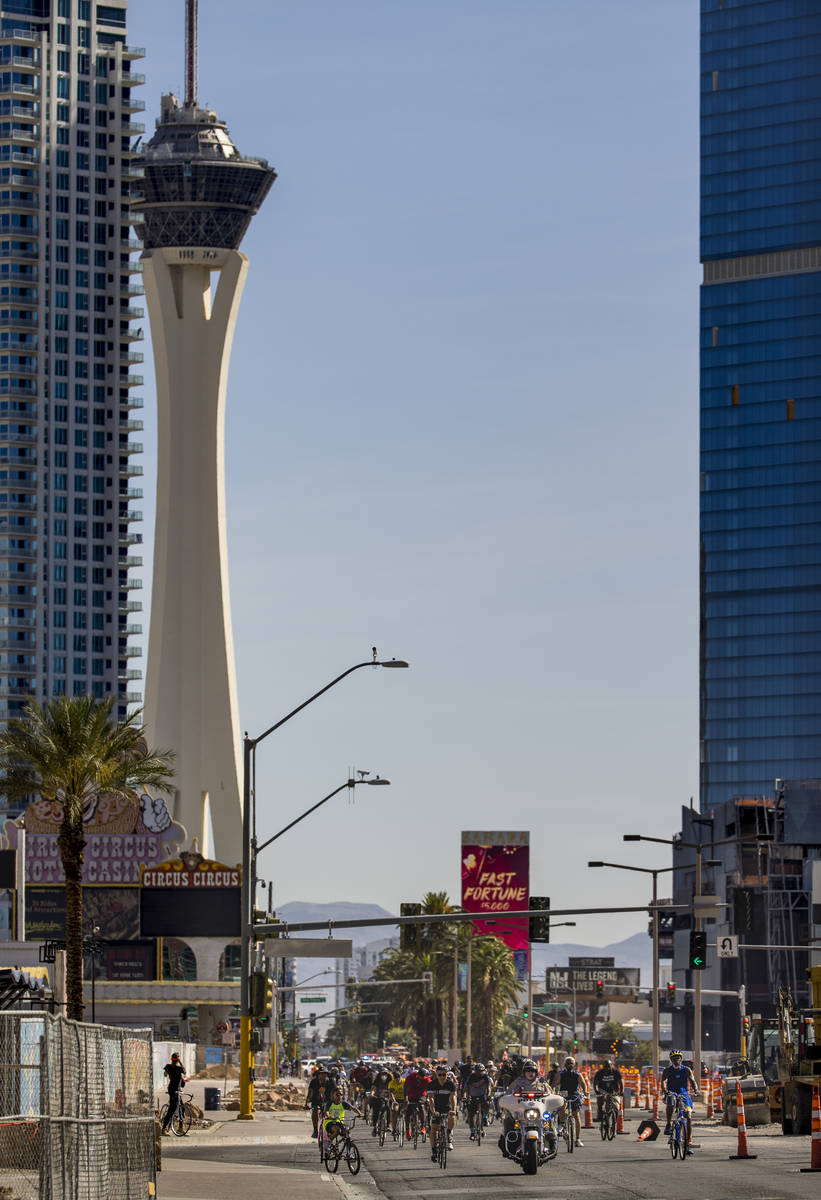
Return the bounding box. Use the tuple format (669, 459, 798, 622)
(128, 0, 700, 945)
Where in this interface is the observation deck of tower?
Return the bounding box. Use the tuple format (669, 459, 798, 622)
(139, 0, 275, 864)
(135, 91, 274, 250)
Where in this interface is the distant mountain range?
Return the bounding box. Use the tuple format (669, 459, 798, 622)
(277, 901, 398, 946)
(277, 902, 653, 981)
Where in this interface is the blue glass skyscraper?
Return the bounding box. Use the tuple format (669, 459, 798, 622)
(700, 0, 821, 809)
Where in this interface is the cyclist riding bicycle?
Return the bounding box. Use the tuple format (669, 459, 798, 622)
(369, 1066, 393, 1136)
(661, 1050, 698, 1152)
(306, 1066, 334, 1138)
(592, 1058, 623, 1123)
(427, 1063, 457, 1160)
(388, 1070, 405, 1137)
(350, 1060, 372, 1104)
(465, 1061, 491, 1139)
(322, 1087, 360, 1146)
(403, 1064, 430, 1139)
(558, 1056, 587, 1147)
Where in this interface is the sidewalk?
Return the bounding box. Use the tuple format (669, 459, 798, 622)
(157, 1107, 382, 1200)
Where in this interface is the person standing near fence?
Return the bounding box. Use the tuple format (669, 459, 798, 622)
(161, 1052, 186, 1134)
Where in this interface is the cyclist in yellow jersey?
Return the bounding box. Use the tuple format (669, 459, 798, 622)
(389, 1071, 405, 1138)
(322, 1088, 360, 1146)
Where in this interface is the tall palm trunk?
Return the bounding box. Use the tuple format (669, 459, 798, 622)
(58, 800, 86, 1022)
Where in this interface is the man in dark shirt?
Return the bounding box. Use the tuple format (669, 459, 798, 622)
(558, 1056, 587, 1146)
(592, 1059, 623, 1123)
(305, 1067, 334, 1137)
(427, 1064, 456, 1160)
(161, 1053, 186, 1134)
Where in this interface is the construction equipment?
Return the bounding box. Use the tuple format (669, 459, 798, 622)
(745, 967, 821, 1134)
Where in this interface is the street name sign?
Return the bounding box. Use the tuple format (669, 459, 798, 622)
(263, 938, 353, 958)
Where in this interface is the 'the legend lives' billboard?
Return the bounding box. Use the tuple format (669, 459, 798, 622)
(461, 832, 529, 972)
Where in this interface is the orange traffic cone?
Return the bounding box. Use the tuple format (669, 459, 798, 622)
(636, 1119, 659, 1142)
(584, 1090, 593, 1129)
(715, 1076, 723, 1115)
(652, 1077, 659, 1121)
(706, 1076, 714, 1120)
(644, 1074, 651, 1111)
(800, 1086, 821, 1172)
(729, 1080, 757, 1160)
(616, 1093, 628, 1134)
(633, 1077, 640, 1108)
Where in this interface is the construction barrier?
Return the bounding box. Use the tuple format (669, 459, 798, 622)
(729, 1079, 757, 1160)
(652, 1076, 659, 1121)
(583, 1089, 594, 1129)
(706, 1076, 714, 1120)
(616, 1094, 627, 1135)
(800, 1086, 821, 1173)
(715, 1074, 723, 1114)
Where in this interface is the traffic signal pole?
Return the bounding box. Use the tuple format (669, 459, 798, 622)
(694, 847, 702, 1085)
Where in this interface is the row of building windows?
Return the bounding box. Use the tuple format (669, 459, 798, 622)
(704, 564, 821, 593)
(702, 438, 821, 469)
(702, 422, 821, 452)
(704, 588, 821, 618)
(702, 137, 821, 180)
(703, 504, 821, 533)
(703, 225, 821, 260)
(701, 316, 821, 348)
(704, 672, 821, 701)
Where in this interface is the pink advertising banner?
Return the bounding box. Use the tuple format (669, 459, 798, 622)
(461, 831, 530, 958)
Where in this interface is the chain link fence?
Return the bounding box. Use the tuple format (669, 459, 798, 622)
(0, 1012, 155, 1200)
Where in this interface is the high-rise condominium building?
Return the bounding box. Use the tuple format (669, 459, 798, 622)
(700, 0, 821, 810)
(0, 0, 143, 788)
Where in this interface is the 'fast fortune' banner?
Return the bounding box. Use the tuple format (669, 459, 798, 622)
(461, 832, 530, 962)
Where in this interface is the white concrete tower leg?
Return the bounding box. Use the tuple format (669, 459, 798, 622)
(143, 247, 248, 866)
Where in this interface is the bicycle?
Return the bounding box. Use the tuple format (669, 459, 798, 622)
(325, 1117, 362, 1176)
(374, 1097, 390, 1147)
(466, 1098, 486, 1145)
(598, 1092, 619, 1142)
(406, 1100, 426, 1148)
(667, 1093, 691, 1161)
(430, 1114, 448, 1169)
(159, 1091, 193, 1137)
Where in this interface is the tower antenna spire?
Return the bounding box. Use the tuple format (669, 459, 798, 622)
(185, 0, 198, 107)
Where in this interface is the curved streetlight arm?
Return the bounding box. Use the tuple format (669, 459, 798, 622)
(256, 780, 352, 855)
(588, 860, 674, 874)
(250, 657, 407, 748)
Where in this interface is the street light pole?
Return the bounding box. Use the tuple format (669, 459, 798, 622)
(587, 861, 672, 1079)
(238, 651, 408, 1120)
(623, 832, 744, 1087)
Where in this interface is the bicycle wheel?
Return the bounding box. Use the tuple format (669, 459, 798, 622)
(605, 1109, 616, 1141)
(411, 1110, 419, 1150)
(318, 1128, 325, 1162)
(679, 1118, 690, 1162)
(326, 1145, 341, 1173)
(669, 1122, 679, 1159)
(171, 1103, 186, 1137)
(439, 1128, 448, 1170)
(566, 1116, 575, 1153)
(158, 1104, 169, 1129)
(346, 1141, 361, 1175)
(180, 1103, 192, 1135)
(476, 1113, 483, 1147)
(378, 1110, 387, 1147)
(600, 1108, 608, 1140)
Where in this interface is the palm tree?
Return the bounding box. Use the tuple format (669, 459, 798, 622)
(0, 696, 174, 1021)
(470, 935, 521, 1061)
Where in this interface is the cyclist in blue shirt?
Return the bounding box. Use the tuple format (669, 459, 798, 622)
(661, 1050, 698, 1145)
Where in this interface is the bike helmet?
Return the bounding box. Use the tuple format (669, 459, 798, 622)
(669, 1049, 683, 1061)
(564, 1057, 576, 1067)
(473, 1062, 486, 1073)
(415, 1063, 427, 1074)
(522, 1059, 538, 1077)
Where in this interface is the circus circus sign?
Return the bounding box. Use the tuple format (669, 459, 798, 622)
(3, 792, 186, 885)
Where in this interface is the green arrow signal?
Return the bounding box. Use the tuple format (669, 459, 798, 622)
(693, 956, 703, 966)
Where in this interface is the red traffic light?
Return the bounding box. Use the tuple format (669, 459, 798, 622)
(595, 979, 604, 997)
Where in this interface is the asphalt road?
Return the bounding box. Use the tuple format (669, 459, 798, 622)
(342, 1107, 821, 1200)
(159, 1104, 821, 1200)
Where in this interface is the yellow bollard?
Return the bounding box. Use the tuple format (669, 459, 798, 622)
(238, 1015, 255, 1120)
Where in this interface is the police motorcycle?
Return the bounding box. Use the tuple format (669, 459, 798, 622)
(498, 1086, 565, 1175)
